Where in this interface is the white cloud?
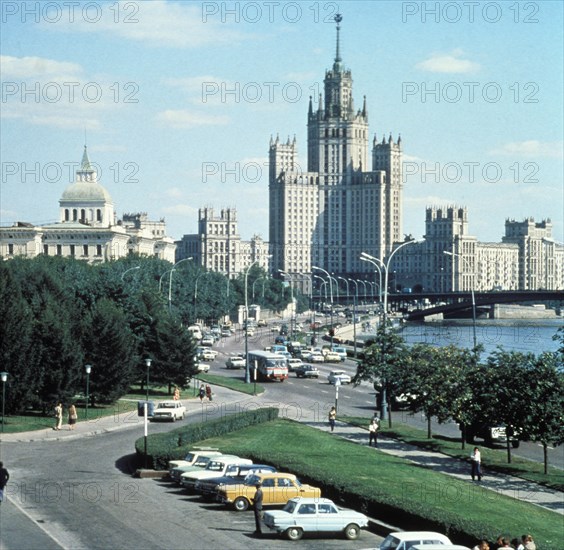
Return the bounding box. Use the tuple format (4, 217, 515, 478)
(416, 51, 480, 74)
(0, 55, 82, 78)
(161, 204, 198, 216)
(155, 109, 230, 128)
(43, 0, 242, 49)
(490, 140, 564, 159)
(165, 187, 185, 199)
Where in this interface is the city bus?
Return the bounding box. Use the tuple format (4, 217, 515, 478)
(247, 350, 288, 382)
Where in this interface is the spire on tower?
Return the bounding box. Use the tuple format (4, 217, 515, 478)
(333, 13, 343, 72)
(80, 145, 93, 171)
(362, 95, 367, 118)
(308, 96, 313, 116)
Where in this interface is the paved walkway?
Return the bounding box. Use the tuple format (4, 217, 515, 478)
(1, 387, 562, 516)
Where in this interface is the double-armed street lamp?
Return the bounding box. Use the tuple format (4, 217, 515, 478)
(361, 239, 423, 421)
(360, 255, 383, 304)
(312, 266, 335, 346)
(84, 364, 92, 419)
(1, 372, 8, 432)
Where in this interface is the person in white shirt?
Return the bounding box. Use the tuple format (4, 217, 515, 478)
(470, 447, 482, 481)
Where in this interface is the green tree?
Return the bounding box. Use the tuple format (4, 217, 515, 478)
(82, 298, 138, 404)
(353, 324, 409, 427)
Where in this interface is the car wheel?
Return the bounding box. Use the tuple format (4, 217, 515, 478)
(285, 527, 303, 541)
(344, 523, 360, 540)
(233, 497, 249, 512)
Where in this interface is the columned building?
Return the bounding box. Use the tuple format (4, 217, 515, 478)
(175, 207, 270, 277)
(0, 147, 176, 262)
(268, 14, 403, 292)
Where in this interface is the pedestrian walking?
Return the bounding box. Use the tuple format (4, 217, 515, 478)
(328, 406, 336, 432)
(205, 384, 212, 401)
(252, 481, 263, 536)
(68, 404, 78, 430)
(53, 402, 63, 430)
(470, 446, 482, 481)
(0, 462, 9, 505)
(199, 384, 205, 402)
(368, 416, 379, 447)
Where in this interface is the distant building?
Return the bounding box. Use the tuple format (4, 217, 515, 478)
(175, 207, 269, 277)
(392, 207, 563, 292)
(268, 15, 403, 291)
(0, 147, 176, 262)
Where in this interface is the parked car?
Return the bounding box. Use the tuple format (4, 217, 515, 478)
(216, 472, 321, 511)
(294, 364, 319, 378)
(180, 457, 253, 491)
(168, 449, 222, 472)
(226, 354, 246, 369)
(327, 370, 352, 385)
(150, 401, 186, 422)
(263, 497, 369, 541)
(170, 454, 241, 484)
(379, 531, 452, 550)
(195, 464, 277, 499)
(412, 546, 471, 550)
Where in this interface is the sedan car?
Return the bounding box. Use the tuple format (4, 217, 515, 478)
(379, 532, 452, 550)
(217, 472, 321, 511)
(294, 364, 320, 378)
(309, 352, 325, 363)
(263, 497, 369, 541)
(200, 335, 215, 347)
(323, 351, 342, 362)
(150, 401, 186, 422)
(198, 347, 218, 361)
(195, 464, 277, 499)
(327, 370, 352, 385)
(226, 354, 246, 369)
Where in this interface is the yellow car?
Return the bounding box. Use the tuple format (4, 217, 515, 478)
(216, 472, 321, 511)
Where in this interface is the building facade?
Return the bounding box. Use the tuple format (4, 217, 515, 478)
(269, 15, 403, 291)
(392, 207, 563, 292)
(0, 147, 176, 263)
(175, 207, 270, 277)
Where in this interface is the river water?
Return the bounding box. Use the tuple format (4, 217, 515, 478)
(399, 318, 563, 357)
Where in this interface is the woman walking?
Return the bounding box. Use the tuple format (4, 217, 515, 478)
(470, 447, 482, 481)
(68, 404, 78, 430)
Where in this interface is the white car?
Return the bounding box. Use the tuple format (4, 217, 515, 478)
(327, 370, 352, 385)
(226, 354, 246, 369)
(168, 449, 222, 472)
(201, 335, 215, 347)
(150, 401, 186, 422)
(263, 497, 368, 541)
(309, 352, 325, 363)
(379, 531, 452, 550)
(198, 347, 218, 361)
(323, 351, 342, 362)
(196, 361, 210, 373)
(286, 358, 303, 372)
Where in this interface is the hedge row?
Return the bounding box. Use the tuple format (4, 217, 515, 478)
(134, 407, 279, 470)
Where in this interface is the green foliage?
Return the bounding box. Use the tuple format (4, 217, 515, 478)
(134, 407, 279, 470)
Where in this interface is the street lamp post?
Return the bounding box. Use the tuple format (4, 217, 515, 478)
(279, 270, 295, 339)
(84, 364, 92, 420)
(145, 358, 152, 402)
(360, 256, 383, 303)
(0, 372, 8, 432)
(121, 265, 140, 281)
(312, 266, 334, 347)
(348, 278, 359, 357)
(337, 276, 349, 304)
(361, 239, 423, 421)
(168, 257, 193, 313)
(444, 251, 477, 350)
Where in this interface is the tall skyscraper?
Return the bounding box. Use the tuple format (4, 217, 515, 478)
(269, 14, 403, 291)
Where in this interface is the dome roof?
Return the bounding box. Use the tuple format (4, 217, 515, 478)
(61, 180, 113, 203)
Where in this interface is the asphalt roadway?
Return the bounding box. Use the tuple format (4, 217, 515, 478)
(1, 381, 562, 550)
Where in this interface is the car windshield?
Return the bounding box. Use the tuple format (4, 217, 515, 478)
(183, 453, 195, 462)
(380, 536, 402, 550)
(206, 461, 225, 471)
(283, 500, 298, 513)
(159, 403, 175, 408)
(245, 475, 260, 486)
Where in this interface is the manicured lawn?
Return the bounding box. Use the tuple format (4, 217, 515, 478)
(343, 416, 564, 492)
(192, 418, 562, 549)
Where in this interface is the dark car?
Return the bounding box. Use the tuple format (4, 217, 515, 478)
(194, 464, 277, 499)
(294, 364, 320, 378)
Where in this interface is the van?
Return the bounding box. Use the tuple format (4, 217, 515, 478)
(331, 346, 347, 361)
(187, 325, 202, 340)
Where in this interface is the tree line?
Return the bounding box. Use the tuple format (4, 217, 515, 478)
(354, 324, 564, 473)
(0, 255, 296, 415)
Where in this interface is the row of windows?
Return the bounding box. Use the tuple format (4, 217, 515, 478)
(64, 208, 103, 223)
(40, 244, 104, 257)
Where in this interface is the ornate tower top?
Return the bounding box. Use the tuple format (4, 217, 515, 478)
(333, 13, 343, 72)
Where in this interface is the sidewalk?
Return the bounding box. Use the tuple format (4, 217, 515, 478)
(1, 387, 562, 516)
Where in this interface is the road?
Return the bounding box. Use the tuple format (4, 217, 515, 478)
(214, 324, 564, 469)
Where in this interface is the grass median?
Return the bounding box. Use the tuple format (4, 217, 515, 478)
(343, 416, 564, 492)
(192, 418, 561, 549)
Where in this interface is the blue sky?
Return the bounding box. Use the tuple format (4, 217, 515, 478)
(1, 0, 563, 243)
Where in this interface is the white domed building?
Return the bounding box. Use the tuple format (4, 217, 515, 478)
(0, 147, 176, 262)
